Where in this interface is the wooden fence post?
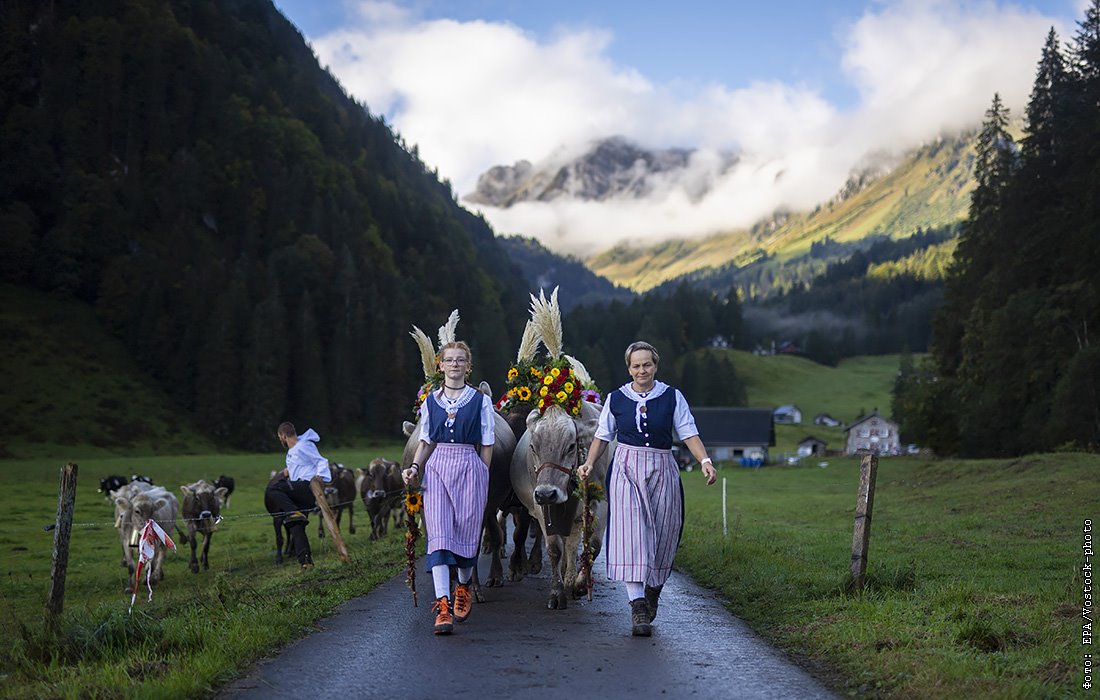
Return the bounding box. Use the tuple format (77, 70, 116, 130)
(45, 462, 78, 629)
(849, 453, 878, 593)
(310, 478, 350, 563)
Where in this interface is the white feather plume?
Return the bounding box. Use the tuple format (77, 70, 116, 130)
(516, 320, 540, 363)
(437, 309, 460, 347)
(529, 287, 562, 359)
(563, 354, 593, 386)
(409, 325, 437, 379)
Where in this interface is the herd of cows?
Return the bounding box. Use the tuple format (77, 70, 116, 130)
(96, 459, 409, 589)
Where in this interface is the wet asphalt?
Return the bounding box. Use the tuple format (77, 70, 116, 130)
(221, 551, 839, 700)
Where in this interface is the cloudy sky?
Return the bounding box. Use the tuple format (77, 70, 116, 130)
(273, 0, 1085, 254)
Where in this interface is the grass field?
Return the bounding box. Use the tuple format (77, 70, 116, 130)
(678, 452, 1096, 699)
(0, 447, 407, 699)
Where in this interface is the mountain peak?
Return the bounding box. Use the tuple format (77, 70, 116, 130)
(464, 136, 735, 207)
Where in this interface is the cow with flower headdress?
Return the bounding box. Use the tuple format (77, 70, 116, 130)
(510, 288, 612, 610)
(400, 310, 518, 595)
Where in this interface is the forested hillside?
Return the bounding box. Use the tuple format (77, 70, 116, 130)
(0, 0, 528, 447)
(895, 9, 1100, 456)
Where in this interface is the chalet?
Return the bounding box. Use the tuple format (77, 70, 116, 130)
(844, 410, 900, 455)
(773, 404, 802, 424)
(683, 408, 776, 466)
(814, 413, 841, 427)
(797, 436, 828, 457)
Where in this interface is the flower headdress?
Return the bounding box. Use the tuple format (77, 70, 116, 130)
(409, 309, 459, 417)
(528, 288, 586, 416)
(496, 319, 544, 413)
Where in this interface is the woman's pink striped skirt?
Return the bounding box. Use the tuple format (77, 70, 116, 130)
(604, 444, 684, 586)
(424, 443, 488, 561)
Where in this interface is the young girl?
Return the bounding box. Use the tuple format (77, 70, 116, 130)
(402, 341, 494, 635)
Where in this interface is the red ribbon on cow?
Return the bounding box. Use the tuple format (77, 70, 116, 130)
(128, 519, 176, 614)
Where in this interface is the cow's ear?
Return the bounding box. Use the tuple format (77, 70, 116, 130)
(525, 408, 541, 431)
(215, 487, 229, 500)
(115, 496, 131, 510)
(478, 380, 492, 396)
(402, 421, 415, 437)
(154, 498, 168, 511)
(181, 485, 193, 496)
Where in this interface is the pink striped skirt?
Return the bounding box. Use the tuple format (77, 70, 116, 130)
(423, 443, 488, 561)
(604, 444, 684, 586)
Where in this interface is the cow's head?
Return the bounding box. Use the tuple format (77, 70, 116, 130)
(527, 405, 589, 506)
(116, 492, 169, 535)
(364, 458, 392, 502)
(181, 481, 223, 521)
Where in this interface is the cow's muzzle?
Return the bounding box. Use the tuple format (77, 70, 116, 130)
(199, 510, 214, 520)
(533, 484, 567, 505)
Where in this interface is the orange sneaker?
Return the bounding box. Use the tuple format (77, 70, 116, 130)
(453, 582, 473, 623)
(432, 596, 453, 635)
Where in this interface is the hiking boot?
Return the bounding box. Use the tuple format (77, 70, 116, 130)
(644, 584, 662, 622)
(433, 596, 454, 635)
(453, 582, 473, 623)
(630, 598, 652, 637)
(286, 510, 309, 525)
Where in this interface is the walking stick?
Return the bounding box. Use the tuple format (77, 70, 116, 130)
(310, 477, 350, 563)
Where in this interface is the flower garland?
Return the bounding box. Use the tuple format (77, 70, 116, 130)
(495, 358, 544, 414)
(497, 356, 603, 415)
(404, 484, 424, 607)
(411, 358, 444, 418)
(572, 479, 605, 601)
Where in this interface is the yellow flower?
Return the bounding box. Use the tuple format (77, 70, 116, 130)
(550, 367, 561, 378)
(404, 491, 423, 515)
(508, 367, 519, 380)
(531, 367, 541, 377)
(540, 386, 549, 397)
(543, 375, 553, 385)
(538, 398, 546, 409)
(572, 405, 580, 415)
(556, 391, 567, 402)
(518, 386, 532, 401)
(564, 382, 575, 393)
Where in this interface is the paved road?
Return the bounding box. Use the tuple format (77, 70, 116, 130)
(223, 552, 838, 700)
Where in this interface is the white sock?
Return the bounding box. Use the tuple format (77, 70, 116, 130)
(625, 581, 645, 600)
(457, 566, 473, 584)
(432, 565, 451, 599)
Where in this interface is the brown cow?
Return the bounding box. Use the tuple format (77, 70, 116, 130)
(319, 464, 357, 538)
(510, 401, 611, 610)
(358, 458, 402, 540)
(180, 479, 228, 573)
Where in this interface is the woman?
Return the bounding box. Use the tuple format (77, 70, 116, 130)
(402, 341, 495, 635)
(577, 341, 717, 636)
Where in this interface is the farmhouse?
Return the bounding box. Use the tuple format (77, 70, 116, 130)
(797, 436, 828, 457)
(844, 410, 900, 455)
(773, 404, 802, 424)
(684, 407, 775, 466)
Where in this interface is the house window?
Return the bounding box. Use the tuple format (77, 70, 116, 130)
(859, 429, 870, 437)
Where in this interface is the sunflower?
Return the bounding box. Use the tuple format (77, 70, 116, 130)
(517, 386, 532, 401)
(507, 367, 519, 380)
(404, 489, 423, 515)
